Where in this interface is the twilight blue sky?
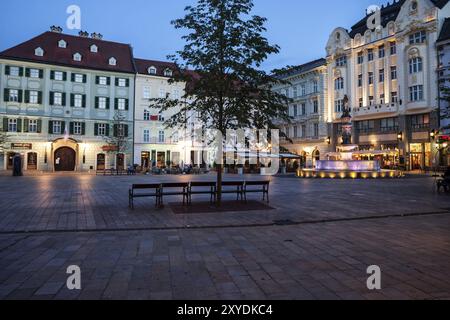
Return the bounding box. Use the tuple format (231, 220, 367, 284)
(0, 0, 383, 71)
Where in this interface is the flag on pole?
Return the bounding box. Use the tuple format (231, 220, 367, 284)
(64, 122, 69, 141)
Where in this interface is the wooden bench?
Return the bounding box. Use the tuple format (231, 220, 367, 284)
(188, 182, 217, 205)
(221, 181, 245, 201)
(244, 181, 270, 203)
(160, 182, 189, 206)
(129, 184, 161, 209)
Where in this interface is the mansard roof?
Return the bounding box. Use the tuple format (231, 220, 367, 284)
(0, 31, 136, 73)
(275, 58, 326, 79)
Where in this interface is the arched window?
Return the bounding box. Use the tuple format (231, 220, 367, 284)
(148, 66, 157, 75)
(409, 57, 423, 74)
(335, 77, 344, 90)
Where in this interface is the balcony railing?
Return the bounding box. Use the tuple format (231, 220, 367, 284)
(143, 137, 179, 145)
(411, 123, 430, 132)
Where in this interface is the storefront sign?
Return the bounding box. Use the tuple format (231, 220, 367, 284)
(11, 143, 32, 150)
(102, 145, 118, 152)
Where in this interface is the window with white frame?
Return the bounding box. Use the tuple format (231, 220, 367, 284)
(98, 123, 106, 136)
(117, 78, 127, 87)
(29, 91, 38, 104)
(335, 77, 344, 90)
(29, 69, 40, 78)
(409, 31, 426, 44)
(9, 89, 19, 102)
(301, 103, 306, 115)
(73, 53, 82, 61)
(109, 57, 117, 66)
(379, 69, 385, 82)
(148, 66, 157, 75)
(98, 76, 108, 85)
(54, 71, 64, 81)
(369, 96, 374, 106)
(143, 86, 151, 99)
(409, 85, 424, 102)
(368, 72, 374, 85)
(158, 130, 165, 143)
(74, 94, 83, 108)
(164, 69, 173, 77)
(9, 67, 20, 77)
(144, 110, 150, 121)
(90, 45, 98, 53)
(172, 88, 180, 99)
(159, 89, 166, 98)
(301, 125, 306, 138)
(336, 56, 347, 67)
(74, 74, 84, 83)
(8, 119, 17, 132)
(54, 92, 63, 106)
(300, 85, 306, 96)
(73, 122, 82, 135)
(390, 66, 397, 80)
(29, 119, 38, 133)
(391, 92, 398, 104)
(58, 40, 67, 48)
(358, 74, 363, 87)
(293, 126, 298, 138)
(314, 124, 319, 137)
(117, 98, 126, 110)
(53, 121, 62, 134)
(143, 129, 150, 143)
(378, 45, 385, 58)
(368, 49, 374, 61)
(313, 100, 319, 114)
(98, 97, 107, 109)
(357, 52, 364, 64)
(35, 47, 44, 57)
(313, 80, 318, 93)
(335, 99, 343, 113)
(409, 57, 423, 74)
(390, 42, 396, 55)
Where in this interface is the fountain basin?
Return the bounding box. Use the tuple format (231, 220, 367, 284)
(316, 160, 381, 172)
(297, 169, 403, 179)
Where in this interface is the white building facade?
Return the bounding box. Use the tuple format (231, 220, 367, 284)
(325, 0, 449, 170)
(272, 59, 330, 169)
(0, 29, 135, 172)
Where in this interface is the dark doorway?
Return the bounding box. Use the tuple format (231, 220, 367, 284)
(116, 153, 125, 171)
(97, 153, 106, 171)
(54, 147, 76, 171)
(27, 152, 38, 170)
(7, 152, 15, 170)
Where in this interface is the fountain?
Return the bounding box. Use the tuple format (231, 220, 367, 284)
(298, 96, 402, 179)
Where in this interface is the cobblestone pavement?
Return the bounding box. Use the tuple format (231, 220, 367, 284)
(0, 213, 449, 300)
(0, 174, 449, 300)
(0, 174, 449, 232)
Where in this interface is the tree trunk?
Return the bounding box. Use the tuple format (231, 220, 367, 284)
(216, 163, 223, 207)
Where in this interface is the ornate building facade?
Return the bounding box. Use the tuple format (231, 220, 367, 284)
(325, 0, 449, 170)
(0, 28, 135, 172)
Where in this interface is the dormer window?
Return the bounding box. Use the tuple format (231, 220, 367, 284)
(148, 66, 157, 75)
(109, 57, 117, 66)
(90, 45, 98, 53)
(58, 40, 67, 48)
(164, 69, 173, 77)
(73, 53, 82, 62)
(35, 47, 44, 57)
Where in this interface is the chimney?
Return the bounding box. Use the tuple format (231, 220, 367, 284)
(91, 32, 103, 40)
(50, 26, 63, 33)
(78, 31, 89, 38)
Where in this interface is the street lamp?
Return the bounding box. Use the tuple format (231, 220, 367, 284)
(326, 136, 331, 145)
(397, 132, 403, 141)
(430, 129, 437, 140)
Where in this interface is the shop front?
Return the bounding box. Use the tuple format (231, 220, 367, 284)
(408, 143, 432, 171)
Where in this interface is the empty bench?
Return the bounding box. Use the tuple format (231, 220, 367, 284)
(221, 181, 245, 201)
(129, 184, 161, 209)
(244, 181, 270, 203)
(188, 181, 217, 205)
(160, 182, 189, 206)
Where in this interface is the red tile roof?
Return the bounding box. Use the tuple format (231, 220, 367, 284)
(0, 31, 136, 74)
(134, 58, 177, 77)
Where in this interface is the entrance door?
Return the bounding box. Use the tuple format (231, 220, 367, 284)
(7, 152, 15, 170)
(27, 152, 38, 170)
(410, 154, 423, 171)
(54, 147, 76, 171)
(97, 154, 106, 171)
(157, 152, 166, 168)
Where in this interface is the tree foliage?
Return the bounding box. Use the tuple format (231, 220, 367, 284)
(150, 0, 291, 204)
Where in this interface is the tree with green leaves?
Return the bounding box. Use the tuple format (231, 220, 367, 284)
(151, 0, 290, 205)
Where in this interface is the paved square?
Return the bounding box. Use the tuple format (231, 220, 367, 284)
(0, 173, 449, 300)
